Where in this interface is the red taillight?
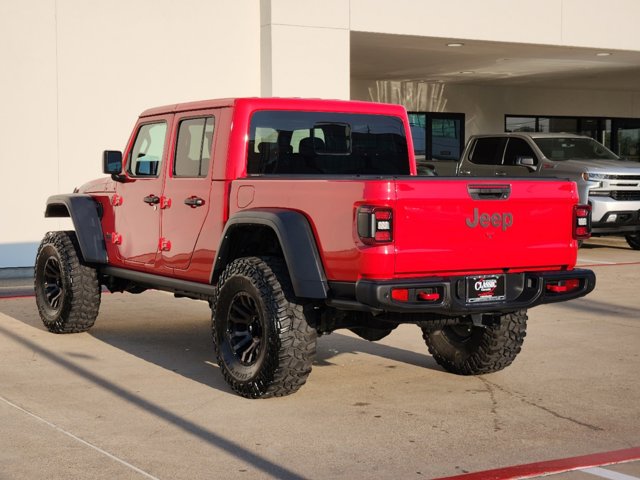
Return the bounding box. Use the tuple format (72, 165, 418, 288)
(357, 206, 393, 245)
(573, 204, 591, 240)
(546, 279, 581, 293)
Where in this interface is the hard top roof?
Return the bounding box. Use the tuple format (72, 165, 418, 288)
(139, 97, 407, 118)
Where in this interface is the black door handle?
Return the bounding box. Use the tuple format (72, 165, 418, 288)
(144, 194, 160, 205)
(184, 196, 205, 208)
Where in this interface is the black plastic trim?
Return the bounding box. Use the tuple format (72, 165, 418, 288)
(351, 269, 596, 316)
(101, 266, 216, 298)
(45, 194, 108, 264)
(212, 208, 328, 299)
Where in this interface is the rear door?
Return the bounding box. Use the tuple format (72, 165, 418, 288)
(158, 109, 218, 272)
(392, 178, 578, 275)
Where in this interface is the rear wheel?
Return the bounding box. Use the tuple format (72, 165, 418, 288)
(211, 257, 316, 398)
(421, 310, 527, 375)
(34, 231, 101, 333)
(625, 233, 640, 250)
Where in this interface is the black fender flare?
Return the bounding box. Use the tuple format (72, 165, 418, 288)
(45, 194, 108, 264)
(212, 208, 328, 299)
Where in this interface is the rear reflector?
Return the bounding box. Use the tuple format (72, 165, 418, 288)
(546, 279, 580, 293)
(391, 288, 409, 302)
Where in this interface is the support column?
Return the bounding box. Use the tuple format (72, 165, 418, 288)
(260, 0, 350, 99)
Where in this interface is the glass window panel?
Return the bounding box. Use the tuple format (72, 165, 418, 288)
(174, 117, 214, 177)
(129, 122, 167, 177)
(506, 116, 536, 132)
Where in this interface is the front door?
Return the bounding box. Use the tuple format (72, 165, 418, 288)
(114, 116, 172, 267)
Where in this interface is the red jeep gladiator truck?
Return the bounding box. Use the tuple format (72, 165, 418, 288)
(36, 98, 595, 398)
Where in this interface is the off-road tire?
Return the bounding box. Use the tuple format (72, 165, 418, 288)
(34, 231, 101, 333)
(625, 233, 640, 250)
(211, 256, 317, 398)
(421, 310, 527, 375)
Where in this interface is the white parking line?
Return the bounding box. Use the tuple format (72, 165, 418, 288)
(583, 467, 640, 480)
(0, 394, 161, 480)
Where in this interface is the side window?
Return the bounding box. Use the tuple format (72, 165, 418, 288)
(174, 117, 215, 177)
(503, 138, 537, 166)
(469, 137, 506, 165)
(129, 122, 167, 177)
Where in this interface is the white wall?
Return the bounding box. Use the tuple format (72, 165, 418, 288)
(260, 0, 350, 99)
(0, 0, 261, 268)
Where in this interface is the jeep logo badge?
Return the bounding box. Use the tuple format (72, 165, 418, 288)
(466, 208, 513, 231)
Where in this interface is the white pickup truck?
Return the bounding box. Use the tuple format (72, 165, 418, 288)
(457, 133, 640, 249)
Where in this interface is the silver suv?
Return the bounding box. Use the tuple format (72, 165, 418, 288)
(458, 133, 640, 249)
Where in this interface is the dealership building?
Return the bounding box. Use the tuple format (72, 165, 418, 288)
(2, 0, 640, 269)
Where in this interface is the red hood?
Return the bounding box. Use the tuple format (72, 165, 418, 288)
(77, 177, 115, 194)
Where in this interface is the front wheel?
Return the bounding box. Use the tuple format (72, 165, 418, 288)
(625, 233, 640, 250)
(211, 257, 317, 398)
(34, 231, 101, 333)
(421, 310, 527, 375)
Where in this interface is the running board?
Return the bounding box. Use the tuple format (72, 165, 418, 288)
(100, 266, 216, 299)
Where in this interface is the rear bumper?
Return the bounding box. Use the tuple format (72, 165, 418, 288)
(336, 269, 596, 317)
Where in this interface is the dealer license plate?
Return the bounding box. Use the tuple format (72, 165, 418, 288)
(466, 274, 506, 303)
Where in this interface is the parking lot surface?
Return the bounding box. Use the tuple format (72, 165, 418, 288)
(0, 237, 638, 479)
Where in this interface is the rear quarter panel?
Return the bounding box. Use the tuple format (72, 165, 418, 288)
(229, 178, 397, 281)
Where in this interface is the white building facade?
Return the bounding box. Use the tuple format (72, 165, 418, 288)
(2, 0, 640, 268)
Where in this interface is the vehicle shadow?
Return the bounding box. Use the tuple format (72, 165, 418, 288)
(0, 292, 441, 396)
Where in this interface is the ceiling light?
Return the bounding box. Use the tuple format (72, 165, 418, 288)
(459, 71, 474, 74)
(447, 42, 464, 47)
(596, 52, 612, 56)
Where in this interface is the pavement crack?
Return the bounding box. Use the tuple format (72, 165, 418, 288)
(481, 378, 604, 432)
(478, 377, 501, 432)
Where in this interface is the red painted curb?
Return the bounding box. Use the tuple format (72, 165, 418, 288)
(0, 294, 35, 300)
(434, 446, 640, 480)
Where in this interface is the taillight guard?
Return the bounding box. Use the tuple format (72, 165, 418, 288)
(573, 204, 592, 240)
(357, 206, 393, 245)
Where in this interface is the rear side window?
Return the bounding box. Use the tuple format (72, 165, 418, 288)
(469, 137, 506, 165)
(247, 111, 410, 175)
(174, 117, 215, 177)
(129, 122, 167, 177)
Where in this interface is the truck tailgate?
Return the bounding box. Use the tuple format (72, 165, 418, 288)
(393, 179, 579, 275)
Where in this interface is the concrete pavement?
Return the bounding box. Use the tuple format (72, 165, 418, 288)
(0, 237, 638, 479)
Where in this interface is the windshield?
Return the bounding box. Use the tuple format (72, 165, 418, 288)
(533, 137, 619, 161)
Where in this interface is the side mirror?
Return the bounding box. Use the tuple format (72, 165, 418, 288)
(103, 150, 129, 183)
(103, 150, 122, 174)
(516, 156, 536, 171)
